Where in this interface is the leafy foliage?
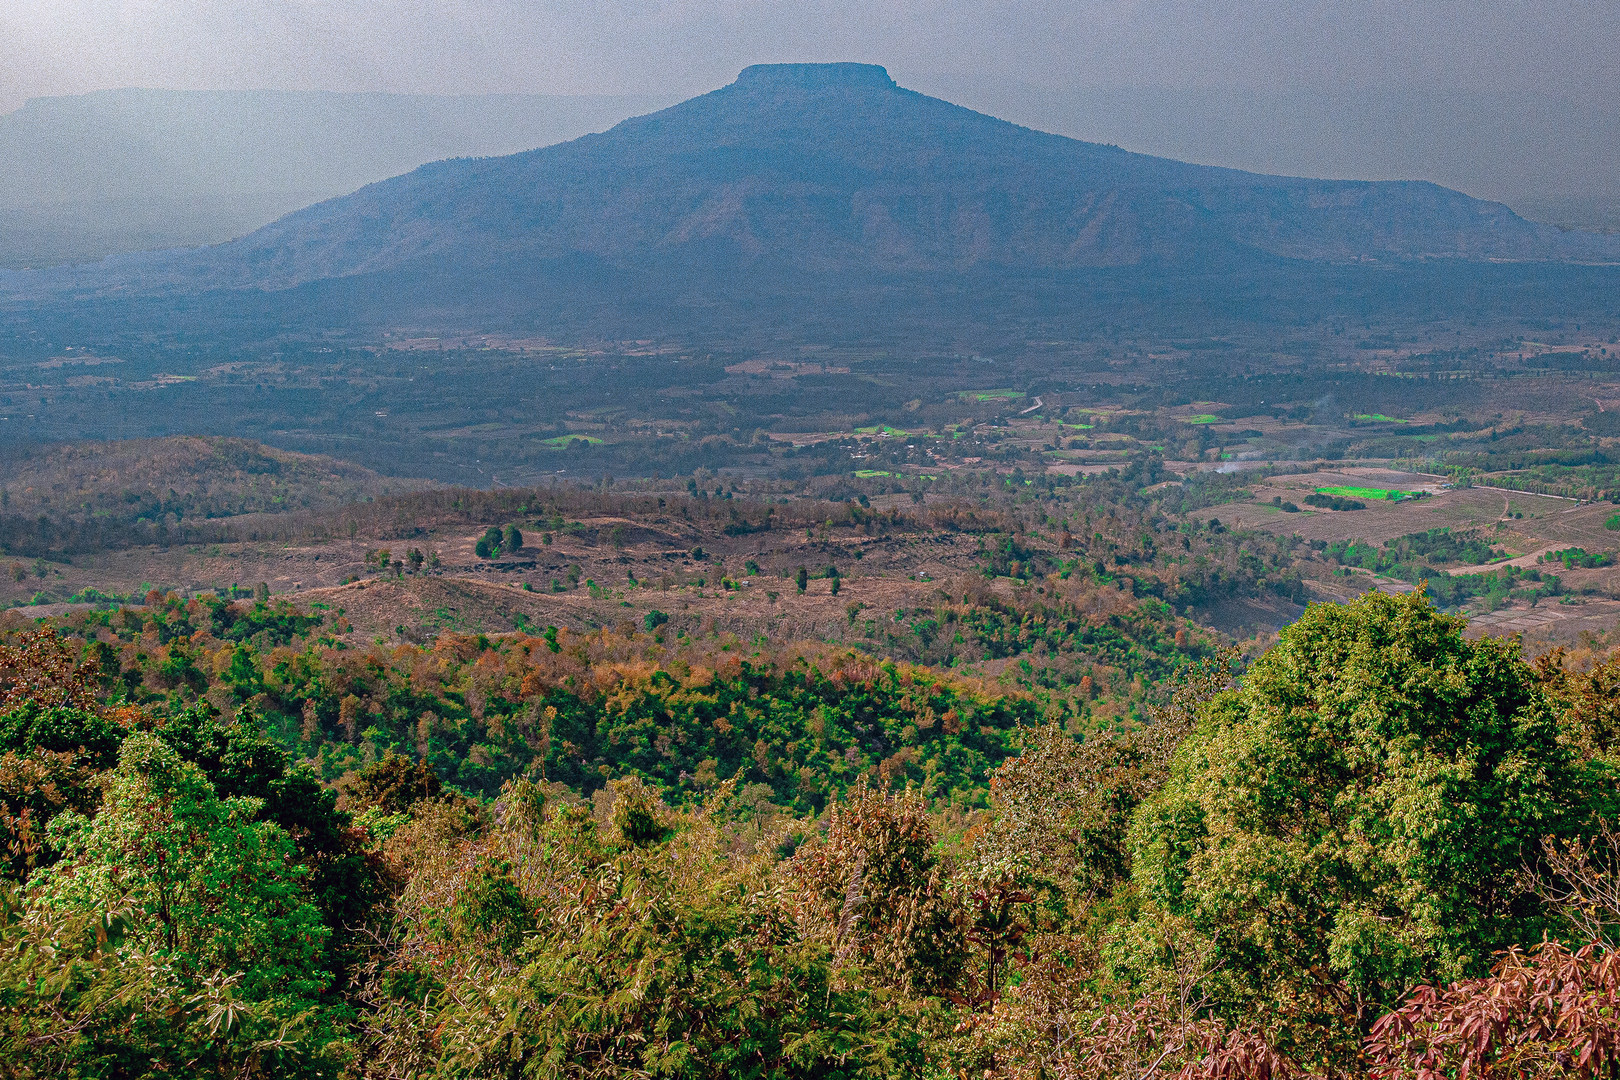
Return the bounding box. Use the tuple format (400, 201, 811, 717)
(1130, 590, 1593, 1069)
(1543, 547, 1618, 570)
(351, 779, 934, 1079)
(1366, 941, 1620, 1079)
(3, 734, 337, 1078)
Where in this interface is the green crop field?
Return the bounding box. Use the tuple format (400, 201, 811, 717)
(1352, 413, 1408, 423)
(1317, 485, 1412, 501)
(540, 434, 604, 447)
(1186, 414, 1220, 424)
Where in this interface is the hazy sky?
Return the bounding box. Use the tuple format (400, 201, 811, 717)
(6, 0, 1617, 111)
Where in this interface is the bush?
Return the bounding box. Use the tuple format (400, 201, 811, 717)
(343, 753, 443, 814)
(1303, 492, 1364, 511)
(1544, 547, 1618, 570)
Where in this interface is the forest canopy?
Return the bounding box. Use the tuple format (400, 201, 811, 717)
(1, 589, 1618, 1078)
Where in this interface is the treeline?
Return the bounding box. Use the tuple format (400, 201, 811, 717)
(48, 592, 1045, 806)
(3, 592, 1620, 1078)
(1473, 462, 1620, 502)
(0, 510, 239, 559)
(274, 477, 1117, 548)
(0, 481, 904, 558)
(0, 479, 985, 559)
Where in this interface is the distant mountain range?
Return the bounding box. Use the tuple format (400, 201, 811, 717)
(5, 64, 1618, 339)
(0, 88, 663, 269)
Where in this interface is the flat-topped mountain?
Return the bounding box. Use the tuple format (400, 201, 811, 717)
(26, 63, 1614, 302)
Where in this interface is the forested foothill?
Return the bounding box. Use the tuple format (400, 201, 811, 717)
(2, 466, 1620, 1078)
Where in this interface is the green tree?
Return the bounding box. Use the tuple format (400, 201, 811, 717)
(0, 633, 126, 881)
(797, 566, 809, 594)
(153, 704, 390, 983)
(5, 733, 336, 1077)
(0, 701, 123, 770)
(222, 643, 263, 700)
(157, 638, 207, 691)
(1129, 591, 1591, 1067)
